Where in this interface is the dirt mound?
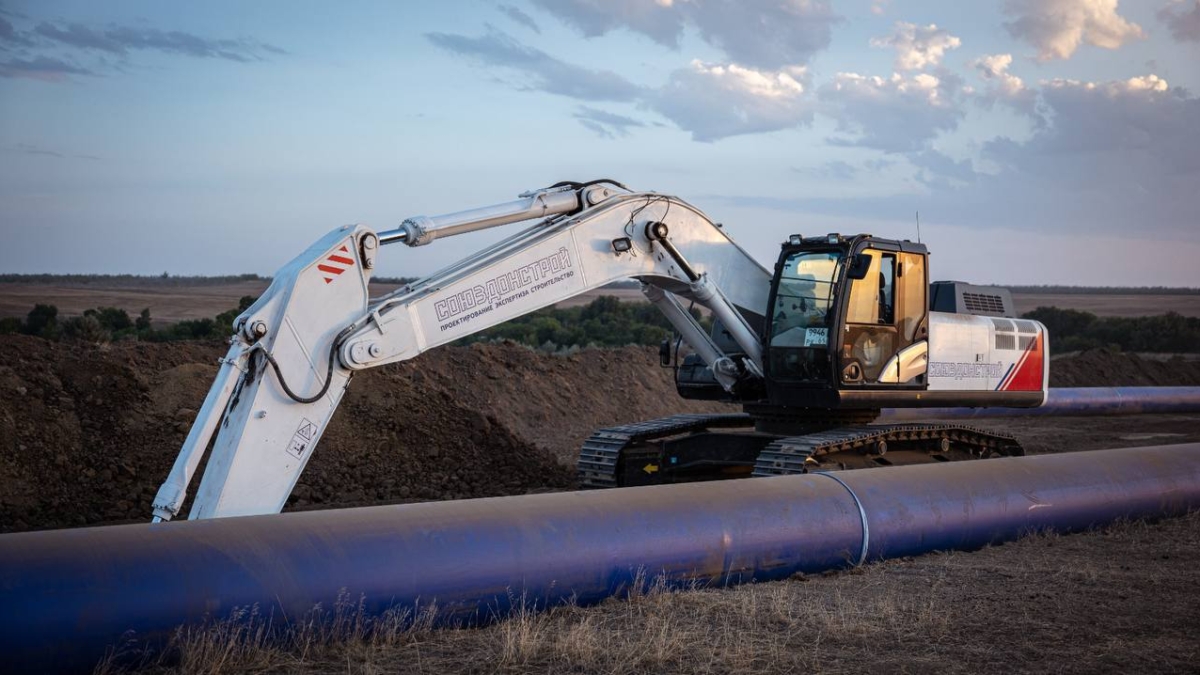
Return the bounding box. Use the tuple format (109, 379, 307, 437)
(2, 337, 1196, 533)
(0, 336, 565, 532)
(392, 343, 732, 463)
(1050, 349, 1200, 387)
(0, 336, 727, 532)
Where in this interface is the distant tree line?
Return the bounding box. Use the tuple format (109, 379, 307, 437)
(4, 297, 1196, 354)
(0, 295, 701, 349)
(3, 275, 1194, 296)
(1008, 285, 1199, 295)
(0, 296, 258, 343)
(1021, 307, 1200, 353)
(456, 295, 712, 350)
(0, 273, 422, 288)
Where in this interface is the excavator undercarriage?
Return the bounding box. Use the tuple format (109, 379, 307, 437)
(578, 411, 1024, 488)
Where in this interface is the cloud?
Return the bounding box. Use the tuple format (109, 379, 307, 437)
(429, 27, 815, 141)
(975, 74, 1196, 229)
(971, 54, 1025, 96)
(33, 22, 287, 62)
(0, 12, 285, 82)
(722, 73, 1198, 240)
(870, 22, 961, 71)
(681, 0, 839, 70)
(797, 160, 858, 180)
(529, 0, 684, 47)
(870, 1, 891, 16)
(531, 0, 840, 70)
(650, 61, 813, 141)
(970, 53, 1037, 114)
(0, 15, 33, 48)
(498, 4, 541, 34)
(818, 71, 967, 153)
(0, 54, 93, 80)
(1039, 73, 1170, 98)
(1158, 1, 1200, 42)
(1027, 74, 1179, 154)
(4, 142, 100, 159)
(909, 149, 975, 187)
(7, 142, 64, 158)
(573, 106, 645, 138)
(426, 28, 643, 102)
(1003, 0, 1145, 61)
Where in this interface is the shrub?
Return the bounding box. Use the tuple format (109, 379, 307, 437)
(61, 314, 111, 343)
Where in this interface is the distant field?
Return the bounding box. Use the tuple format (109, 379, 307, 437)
(1011, 293, 1200, 317)
(0, 280, 1196, 324)
(0, 280, 275, 326)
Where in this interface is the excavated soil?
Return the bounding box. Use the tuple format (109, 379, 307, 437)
(0, 339, 1197, 533)
(0, 336, 727, 532)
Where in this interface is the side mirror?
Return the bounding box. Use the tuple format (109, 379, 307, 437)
(659, 338, 672, 367)
(847, 253, 872, 280)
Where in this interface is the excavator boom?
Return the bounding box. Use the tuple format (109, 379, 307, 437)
(152, 181, 771, 521)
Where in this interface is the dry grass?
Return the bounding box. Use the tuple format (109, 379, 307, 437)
(93, 593, 441, 675)
(313, 570, 962, 675)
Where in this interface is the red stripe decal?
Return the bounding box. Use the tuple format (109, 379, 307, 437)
(327, 254, 355, 265)
(999, 352, 1024, 390)
(317, 264, 344, 275)
(1003, 335, 1044, 391)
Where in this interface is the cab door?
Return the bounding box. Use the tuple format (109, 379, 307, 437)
(840, 249, 928, 386)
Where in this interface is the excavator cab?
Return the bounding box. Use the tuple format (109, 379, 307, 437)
(763, 234, 930, 410)
(673, 233, 932, 411)
(612, 231, 1025, 488)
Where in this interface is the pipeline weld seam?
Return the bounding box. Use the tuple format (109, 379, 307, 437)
(813, 472, 869, 567)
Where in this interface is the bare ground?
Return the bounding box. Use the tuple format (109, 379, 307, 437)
(1011, 292, 1200, 318)
(1, 337, 1198, 673)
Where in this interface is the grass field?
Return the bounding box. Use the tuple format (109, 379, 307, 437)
(1, 280, 1197, 325)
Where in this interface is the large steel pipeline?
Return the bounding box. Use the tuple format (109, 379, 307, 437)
(2, 443, 1199, 673)
(880, 386, 1200, 420)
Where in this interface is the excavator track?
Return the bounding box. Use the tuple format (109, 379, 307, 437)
(577, 413, 753, 488)
(753, 424, 1024, 476)
(578, 416, 1024, 488)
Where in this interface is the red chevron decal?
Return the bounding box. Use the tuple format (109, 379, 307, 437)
(319, 244, 356, 284)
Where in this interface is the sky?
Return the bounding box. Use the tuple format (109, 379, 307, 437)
(0, 0, 1197, 286)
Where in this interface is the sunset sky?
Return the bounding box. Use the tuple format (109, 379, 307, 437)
(2, 1, 1197, 285)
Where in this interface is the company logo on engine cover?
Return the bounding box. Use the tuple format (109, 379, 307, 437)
(928, 361, 1005, 379)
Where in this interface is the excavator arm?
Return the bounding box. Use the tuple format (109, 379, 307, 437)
(152, 181, 771, 521)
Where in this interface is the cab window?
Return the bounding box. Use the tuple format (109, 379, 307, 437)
(845, 251, 897, 325)
(843, 250, 898, 383)
(898, 252, 926, 341)
(769, 250, 841, 348)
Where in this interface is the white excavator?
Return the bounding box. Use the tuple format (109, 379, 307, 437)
(151, 180, 1048, 522)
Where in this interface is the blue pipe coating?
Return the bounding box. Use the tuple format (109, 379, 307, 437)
(879, 386, 1200, 420)
(2, 443, 1199, 673)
